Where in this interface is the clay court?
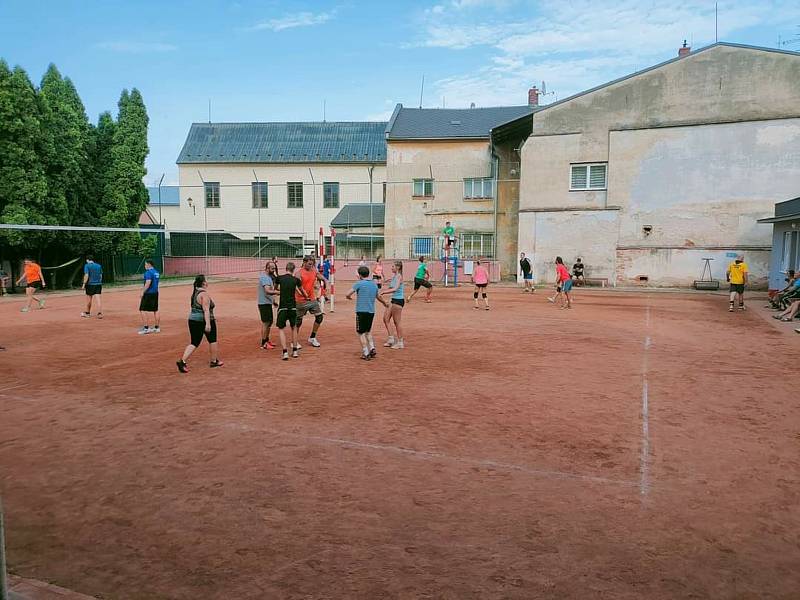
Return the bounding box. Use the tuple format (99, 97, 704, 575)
(0, 282, 798, 599)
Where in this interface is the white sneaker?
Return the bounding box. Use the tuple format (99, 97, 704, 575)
(152, 327, 161, 334)
(547, 297, 555, 303)
(138, 327, 150, 335)
(391, 339, 405, 349)
(308, 337, 321, 347)
(81, 312, 91, 318)
(383, 336, 395, 347)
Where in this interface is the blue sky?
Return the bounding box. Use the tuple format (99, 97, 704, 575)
(2, 0, 799, 183)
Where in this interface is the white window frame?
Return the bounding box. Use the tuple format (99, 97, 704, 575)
(460, 232, 495, 258)
(413, 178, 434, 197)
(464, 177, 495, 200)
(323, 182, 340, 209)
(204, 182, 220, 208)
(287, 182, 303, 209)
(251, 182, 268, 209)
(570, 163, 607, 191)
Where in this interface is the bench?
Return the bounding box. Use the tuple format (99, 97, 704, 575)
(582, 277, 609, 287)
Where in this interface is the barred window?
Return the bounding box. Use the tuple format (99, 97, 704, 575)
(412, 236, 434, 256)
(287, 182, 303, 208)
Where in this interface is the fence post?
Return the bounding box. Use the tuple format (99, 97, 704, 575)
(1, 496, 8, 600)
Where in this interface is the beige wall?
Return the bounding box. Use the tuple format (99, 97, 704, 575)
(518, 45, 800, 287)
(384, 139, 514, 267)
(168, 163, 385, 240)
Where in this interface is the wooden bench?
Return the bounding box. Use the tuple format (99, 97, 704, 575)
(581, 277, 609, 287)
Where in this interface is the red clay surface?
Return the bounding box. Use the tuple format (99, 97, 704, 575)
(0, 282, 798, 599)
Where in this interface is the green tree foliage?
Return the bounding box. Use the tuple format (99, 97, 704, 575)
(0, 62, 50, 249)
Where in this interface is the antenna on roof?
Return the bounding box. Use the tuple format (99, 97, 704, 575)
(715, 1, 718, 43)
(208, 99, 212, 123)
(419, 74, 425, 109)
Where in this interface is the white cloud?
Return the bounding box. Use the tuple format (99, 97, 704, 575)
(95, 41, 177, 53)
(250, 11, 334, 32)
(412, 0, 800, 108)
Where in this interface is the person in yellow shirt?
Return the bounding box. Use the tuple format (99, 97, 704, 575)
(726, 254, 748, 312)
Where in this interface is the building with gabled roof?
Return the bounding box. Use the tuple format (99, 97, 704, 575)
(383, 101, 535, 273)
(515, 42, 800, 287)
(163, 121, 387, 247)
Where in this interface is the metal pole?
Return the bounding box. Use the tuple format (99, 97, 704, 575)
(253, 169, 261, 260)
(197, 170, 210, 275)
(368, 166, 374, 257)
(1, 496, 8, 600)
(157, 173, 165, 226)
(308, 168, 316, 254)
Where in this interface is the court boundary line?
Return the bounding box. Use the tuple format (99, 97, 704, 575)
(219, 423, 641, 488)
(640, 302, 652, 496)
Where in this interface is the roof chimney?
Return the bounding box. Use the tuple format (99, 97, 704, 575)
(678, 40, 691, 57)
(528, 86, 539, 107)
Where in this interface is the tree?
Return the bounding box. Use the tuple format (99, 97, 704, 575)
(0, 61, 50, 250)
(38, 64, 90, 227)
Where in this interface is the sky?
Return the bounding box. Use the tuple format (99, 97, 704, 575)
(1, 0, 799, 184)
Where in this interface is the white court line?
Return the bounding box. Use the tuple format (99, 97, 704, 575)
(220, 423, 640, 488)
(640, 304, 652, 496)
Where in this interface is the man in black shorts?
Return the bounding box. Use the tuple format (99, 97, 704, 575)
(408, 256, 433, 303)
(275, 262, 310, 360)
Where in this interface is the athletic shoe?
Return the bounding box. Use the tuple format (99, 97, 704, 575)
(795, 328, 800, 334)
(210, 359, 224, 368)
(308, 337, 321, 348)
(361, 353, 371, 361)
(739, 305, 746, 311)
(369, 348, 377, 358)
(547, 297, 555, 303)
(292, 349, 300, 359)
(138, 327, 150, 335)
(485, 306, 490, 311)
(152, 327, 161, 334)
(473, 305, 479, 310)
(38, 299, 45, 309)
(176, 360, 189, 373)
(728, 305, 734, 312)
(265, 341, 276, 349)
(20, 307, 29, 313)
(282, 351, 289, 361)
(391, 339, 405, 349)
(97, 313, 104, 319)
(81, 312, 91, 318)
(383, 337, 395, 347)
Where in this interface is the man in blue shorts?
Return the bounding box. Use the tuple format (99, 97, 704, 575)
(519, 252, 533, 293)
(138, 259, 161, 334)
(346, 265, 387, 361)
(81, 255, 104, 318)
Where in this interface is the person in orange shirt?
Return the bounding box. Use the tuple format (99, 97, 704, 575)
(294, 255, 328, 348)
(16, 258, 46, 313)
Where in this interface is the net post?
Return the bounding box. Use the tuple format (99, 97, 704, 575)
(330, 228, 336, 313)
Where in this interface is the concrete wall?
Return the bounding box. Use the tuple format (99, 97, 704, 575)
(384, 140, 514, 268)
(168, 163, 386, 239)
(518, 45, 800, 286)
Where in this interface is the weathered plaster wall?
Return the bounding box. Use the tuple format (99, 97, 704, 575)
(518, 210, 620, 283)
(384, 140, 510, 263)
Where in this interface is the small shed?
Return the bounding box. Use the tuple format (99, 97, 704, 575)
(758, 196, 800, 291)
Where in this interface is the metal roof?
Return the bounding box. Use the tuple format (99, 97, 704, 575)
(757, 196, 800, 223)
(331, 203, 385, 227)
(147, 186, 180, 205)
(386, 104, 534, 140)
(177, 122, 387, 164)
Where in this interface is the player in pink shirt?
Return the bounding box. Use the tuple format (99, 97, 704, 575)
(471, 260, 490, 310)
(548, 256, 573, 309)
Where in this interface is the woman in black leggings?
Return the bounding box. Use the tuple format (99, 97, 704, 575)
(177, 275, 223, 373)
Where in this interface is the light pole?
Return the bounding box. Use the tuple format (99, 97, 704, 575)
(367, 165, 374, 257)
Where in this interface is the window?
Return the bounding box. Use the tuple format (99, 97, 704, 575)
(461, 233, 495, 258)
(287, 182, 303, 208)
(251, 182, 268, 208)
(464, 177, 495, 199)
(783, 230, 799, 271)
(204, 182, 220, 208)
(570, 163, 607, 191)
(412, 236, 434, 257)
(323, 182, 340, 209)
(382, 182, 387, 203)
(413, 178, 434, 197)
